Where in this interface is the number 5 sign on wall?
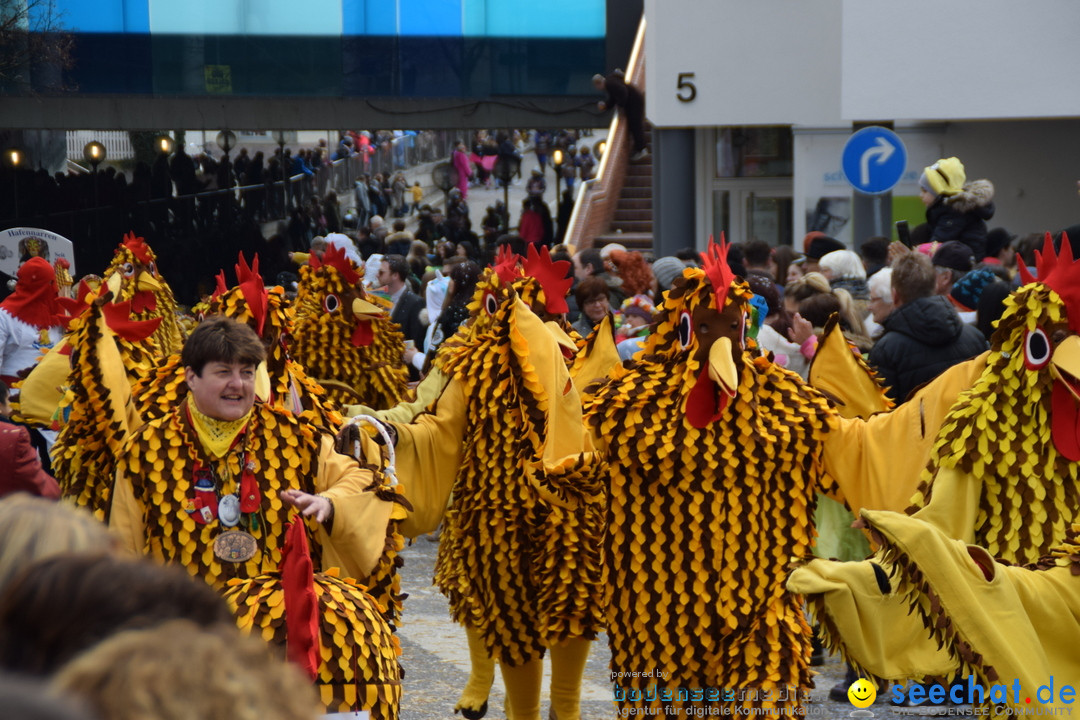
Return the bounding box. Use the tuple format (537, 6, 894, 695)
(676, 72, 696, 102)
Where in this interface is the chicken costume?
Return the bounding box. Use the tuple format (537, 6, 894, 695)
(787, 234, 1080, 714)
(53, 233, 187, 518)
(388, 246, 605, 720)
(106, 316, 402, 718)
(291, 246, 408, 410)
(583, 239, 834, 712)
(136, 255, 340, 433)
(582, 238, 985, 714)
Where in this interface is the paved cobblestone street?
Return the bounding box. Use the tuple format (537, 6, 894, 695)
(392, 537, 955, 720)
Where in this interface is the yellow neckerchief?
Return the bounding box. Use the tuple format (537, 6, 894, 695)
(187, 400, 252, 459)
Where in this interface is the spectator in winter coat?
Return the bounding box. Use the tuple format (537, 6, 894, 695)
(919, 156, 995, 260)
(868, 252, 988, 404)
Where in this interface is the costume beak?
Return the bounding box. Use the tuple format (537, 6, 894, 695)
(708, 336, 738, 398)
(136, 271, 161, 292)
(1051, 334, 1080, 402)
(254, 361, 271, 402)
(544, 320, 579, 359)
(351, 297, 383, 318)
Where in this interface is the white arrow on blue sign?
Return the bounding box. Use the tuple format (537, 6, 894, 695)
(841, 127, 907, 195)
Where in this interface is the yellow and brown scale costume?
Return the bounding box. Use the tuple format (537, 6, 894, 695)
(136, 255, 410, 632)
(53, 295, 166, 519)
(393, 245, 605, 665)
(584, 239, 834, 713)
(136, 255, 341, 433)
(291, 246, 408, 410)
(98, 231, 185, 374)
(787, 235, 1080, 708)
(906, 273, 1080, 564)
(53, 233, 186, 518)
(109, 399, 403, 718)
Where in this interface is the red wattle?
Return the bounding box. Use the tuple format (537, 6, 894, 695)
(686, 366, 728, 429)
(281, 517, 319, 680)
(1052, 382, 1080, 462)
(351, 320, 373, 347)
(131, 290, 157, 314)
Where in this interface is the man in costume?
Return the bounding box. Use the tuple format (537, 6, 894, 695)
(384, 246, 606, 720)
(787, 234, 1080, 715)
(582, 237, 985, 715)
(110, 317, 402, 718)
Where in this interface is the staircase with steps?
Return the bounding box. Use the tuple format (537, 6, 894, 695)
(564, 16, 655, 255)
(594, 139, 652, 252)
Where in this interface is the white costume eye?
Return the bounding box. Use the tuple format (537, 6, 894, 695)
(121, 262, 135, 277)
(324, 294, 341, 313)
(1024, 327, 1051, 370)
(484, 292, 498, 316)
(678, 311, 693, 349)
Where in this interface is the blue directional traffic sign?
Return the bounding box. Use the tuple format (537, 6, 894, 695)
(841, 127, 907, 195)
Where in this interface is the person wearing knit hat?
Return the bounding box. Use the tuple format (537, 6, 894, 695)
(0, 258, 65, 386)
(949, 268, 998, 322)
(802, 236, 845, 274)
(918, 156, 995, 260)
(615, 294, 656, 360)
(651, 256, 686, 294)
(931, 240, 975, 295)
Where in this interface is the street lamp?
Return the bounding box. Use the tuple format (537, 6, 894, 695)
(552, 148, 565, 200)
(83, 140, 105, 170)
(594, 140, 606, 162)
(155, 134, 173, 156)
(493, 154, 521, 213)
(4, 148, 23, 220)
(215, 130, 236, 158)
(216, 130, 236, 189)
(83, 141, 106, 247)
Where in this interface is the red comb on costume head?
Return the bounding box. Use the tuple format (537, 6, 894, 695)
(121, 231, 154, 264)
(235, 254, 268, 336)
(212, 271, 228, 299)
(493, 245, 522, 284)
(1019, 232, 1080, 332)
(310, 245, 361, 286)
(523, 244, 572, 315)
(102, 299, 163, 342)
(701, 234, 737, 311)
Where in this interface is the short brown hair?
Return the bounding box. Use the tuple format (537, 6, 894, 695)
(0, 554, 234, 677)
(891, 253, 936, 305)
(181, 316, 266, 376)
(574, 276, 609, 307)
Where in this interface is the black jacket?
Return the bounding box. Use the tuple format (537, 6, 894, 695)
(926, 179, 995, 260)
(868, 295, 988, 403)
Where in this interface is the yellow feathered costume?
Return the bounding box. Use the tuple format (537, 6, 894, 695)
(53, 233, 185, 518)
(788, 234, 1080, 714)
(388, 246, 605, 720)
(584, 238, 833, 713)
(291, 246, 408, 409)
(584, 237, 984, 714)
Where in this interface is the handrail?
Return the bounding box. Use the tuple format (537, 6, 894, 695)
(563, 14, 646, 251)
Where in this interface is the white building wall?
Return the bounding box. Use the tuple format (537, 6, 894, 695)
(645, 0, 1080, 246)
(645, 0, 843, 128)
(842, 0, 1080, 121)
(941, 120, 1080, 237)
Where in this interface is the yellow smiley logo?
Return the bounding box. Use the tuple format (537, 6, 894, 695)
(847, 678, 876, 708)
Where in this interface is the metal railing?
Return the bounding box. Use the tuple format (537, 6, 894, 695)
(66, 130, 135, 161)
